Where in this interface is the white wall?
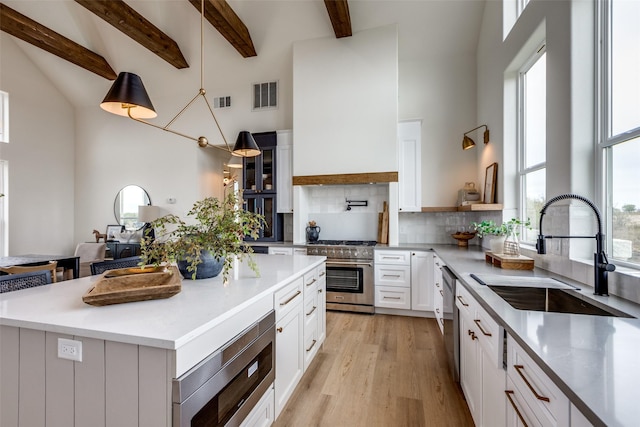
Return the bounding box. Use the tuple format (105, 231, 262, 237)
(0, 34, 76, 255)
(292, 25, 399, 176)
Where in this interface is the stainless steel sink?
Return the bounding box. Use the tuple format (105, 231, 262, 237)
(488, 285, 635, 318)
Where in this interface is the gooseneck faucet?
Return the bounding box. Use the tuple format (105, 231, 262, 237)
(536, 194, 615, 296)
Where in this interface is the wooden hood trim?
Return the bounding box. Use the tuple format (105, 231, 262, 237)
(293, 172, 398, 186)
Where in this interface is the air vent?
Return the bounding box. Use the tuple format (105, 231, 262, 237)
(214, 96, 231, 109)
(252, 81, 278, 110)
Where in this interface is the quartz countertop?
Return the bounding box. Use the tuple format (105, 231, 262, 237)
(0, 254, 325, 351)
(382, 243, 640, 427)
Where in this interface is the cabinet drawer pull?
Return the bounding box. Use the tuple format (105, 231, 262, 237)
(439, 290, 444, 297)
(505, 390, 529, 427)
(306, 306, 317, 316)
(514, 365, 550, 402)
(382, 274, 401, 278)
(439, 318, 444, 326)
(382, 256, 401, 260)
(383, 296, 402, 300)
(435, 282, 440, 288)
(280, 290, 301, 306)
(319, 271, 326, 277)
(457, 295, 469, 307)
(318, 288, 323, 294)
(435, 308, 440, 314)
(306, 339, 317, 352)
(473, 319, 492, 336)
(306, 278, 317, 286)
(277, 327, 283, 333)
(467, 330, 477, 340)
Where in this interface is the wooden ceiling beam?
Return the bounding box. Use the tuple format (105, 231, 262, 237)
(188, 0, 257, 58)
(324, 0, 352, 38)
(0, 3, 116, 80)
(74, 0, 189, 69)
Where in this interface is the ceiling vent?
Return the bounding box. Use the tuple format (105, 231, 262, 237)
(253, 81, 278, 110)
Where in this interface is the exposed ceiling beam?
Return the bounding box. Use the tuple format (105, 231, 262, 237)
(74, 0, 189, 69)
(0, 3, 116, 80)
(324, 0, 352, 38)
(188, 0, 257, 58)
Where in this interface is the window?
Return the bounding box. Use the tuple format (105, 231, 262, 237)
(600, 0, 640, 266)
(516, 0, 530, 17)
(252, 81, 278, 111)
(518, 47, 546, 244)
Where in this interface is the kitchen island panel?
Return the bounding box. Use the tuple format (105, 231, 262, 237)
(0, 325, 19, 427)
(19, 328, 46, 427)
(75, 336, 106, 427)
(45, 332, 75, 427)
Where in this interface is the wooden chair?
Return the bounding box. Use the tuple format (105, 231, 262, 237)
(90, 256, 142, 276)
(0, 270, 53, 293)
(0, 261, 58, 283)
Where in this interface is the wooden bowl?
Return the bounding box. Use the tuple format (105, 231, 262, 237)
(451, 232, 476, 247)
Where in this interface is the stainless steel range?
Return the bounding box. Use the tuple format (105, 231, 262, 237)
(307, 240, 375, 314)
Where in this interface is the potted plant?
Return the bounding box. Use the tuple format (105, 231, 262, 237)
(140, 192, 265, 281)
(471, 218, 531, 254)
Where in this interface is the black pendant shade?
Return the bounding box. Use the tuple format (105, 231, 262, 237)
(232, 131, 261, 157)
(100, 72, 157, 119)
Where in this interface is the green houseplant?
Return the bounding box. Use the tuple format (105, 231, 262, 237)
(471, 218, 531, 254)
(140, 192, 265, 281)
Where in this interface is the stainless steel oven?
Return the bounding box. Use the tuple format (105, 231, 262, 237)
(172, 310, 275, 427)
(307, 240, 375, 314)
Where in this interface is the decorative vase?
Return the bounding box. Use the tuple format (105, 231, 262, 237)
(177, 250, 224, 280)
(503, 230, 520, 256)
(306, 226, 321, 242)
(488, 235, 506, 254)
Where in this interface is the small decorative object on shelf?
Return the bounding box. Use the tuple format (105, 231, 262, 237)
(471, 218, 531, 255)
(451, 231, 476, 247)
(306, 220, 321, 242)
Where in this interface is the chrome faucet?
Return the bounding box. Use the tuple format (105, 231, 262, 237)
(536, 194, 615, 296)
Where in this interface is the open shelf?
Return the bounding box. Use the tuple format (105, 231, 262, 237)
(420, 204, 503, 213)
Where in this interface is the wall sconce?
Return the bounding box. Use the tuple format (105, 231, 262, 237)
(462, 125, 490, 150)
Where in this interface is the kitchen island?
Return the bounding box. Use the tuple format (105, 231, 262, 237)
(0, 254, 325, 427)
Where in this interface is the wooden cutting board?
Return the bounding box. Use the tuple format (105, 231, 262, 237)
(378, 201, 389, 244)
(82, 266, 182, 306)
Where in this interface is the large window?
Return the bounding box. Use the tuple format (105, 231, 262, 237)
(0, 160, 7, 257)
(0, 91, 8, 143)
(518, 47, 546, 244)
(600, 0, 640, 266)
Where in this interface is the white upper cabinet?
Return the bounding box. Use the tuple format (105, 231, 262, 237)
(398, 120, 422, 212)
(276, 130, 293, 213)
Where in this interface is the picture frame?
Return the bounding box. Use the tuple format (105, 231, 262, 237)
(106, 225, 124, 241)
(484, 162, 498, 204)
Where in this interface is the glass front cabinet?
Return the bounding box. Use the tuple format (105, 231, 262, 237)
(243, 131, 283, 241)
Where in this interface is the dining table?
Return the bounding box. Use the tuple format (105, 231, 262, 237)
(0, 254, 80, 279)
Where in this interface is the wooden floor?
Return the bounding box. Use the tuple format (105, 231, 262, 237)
(274, 311, 474, 427)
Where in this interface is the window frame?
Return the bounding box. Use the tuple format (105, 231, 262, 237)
(598, 0, 640, 269)
(517, 43, 547, 245)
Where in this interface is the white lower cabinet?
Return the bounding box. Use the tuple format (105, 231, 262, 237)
(269, 247, 293, 255)
(274, 278, 304, 419)
(457, 285, 506, 427)
(411, 251, 433, 311)
(375, 286, 411, 309)
(240, 385, 275, 427)
(433, 254, 444, 333)
(505, 334, 569, 427)
(375, 250, 434, 313)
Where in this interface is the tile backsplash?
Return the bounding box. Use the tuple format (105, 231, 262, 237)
(399, 210, 502, 245)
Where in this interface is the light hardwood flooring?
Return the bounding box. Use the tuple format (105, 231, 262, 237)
(274, 311, 474, 427)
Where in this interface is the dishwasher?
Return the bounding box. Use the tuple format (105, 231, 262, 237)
(441, 265, 459, 383)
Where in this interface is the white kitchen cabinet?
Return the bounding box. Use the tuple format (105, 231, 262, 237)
(303, 268, 319, 370)
(570, 404, 594, 427)
(269, 247, 293, 255)
(506, 334, 569, 427)
(317, 266, 327, 344)
(457, 285, 506, 427)
(240, 385, 274, 427)
(433, 254, 444, 333)
(375, 250, 411, 309)
(274, 278, 304, 418)
(410, 251, 433, 312)
(398, 120, 422, 212)
(276, 130, 293, 213)
(375, 286, 411, 309)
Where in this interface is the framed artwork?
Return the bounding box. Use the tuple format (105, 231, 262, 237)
(106, 225, 124, 241)
(484, 162, 498, 204)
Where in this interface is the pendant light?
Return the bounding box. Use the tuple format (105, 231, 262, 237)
(99, 0, 260, 158)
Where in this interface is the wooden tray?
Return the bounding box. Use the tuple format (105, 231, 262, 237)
(82, 266, 182, 306)
(485, 252, 534, 270)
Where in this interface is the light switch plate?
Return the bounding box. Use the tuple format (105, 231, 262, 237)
(58, 338, 82, 362)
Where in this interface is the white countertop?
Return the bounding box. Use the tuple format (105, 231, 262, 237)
(385, 244, 640, 427)
(0, 254, 325, 351)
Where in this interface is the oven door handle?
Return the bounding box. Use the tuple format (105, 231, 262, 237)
(327, 261, 373, 267)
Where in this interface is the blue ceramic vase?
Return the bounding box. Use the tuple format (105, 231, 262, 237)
(177, 250, 224, 280)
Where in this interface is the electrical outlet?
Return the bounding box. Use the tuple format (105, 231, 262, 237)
(58, 338, 82, 362)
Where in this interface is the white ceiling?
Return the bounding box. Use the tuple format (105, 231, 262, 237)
(2, 0, 486, 108)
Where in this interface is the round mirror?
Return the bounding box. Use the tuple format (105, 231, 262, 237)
(114, 185, 151, 230)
